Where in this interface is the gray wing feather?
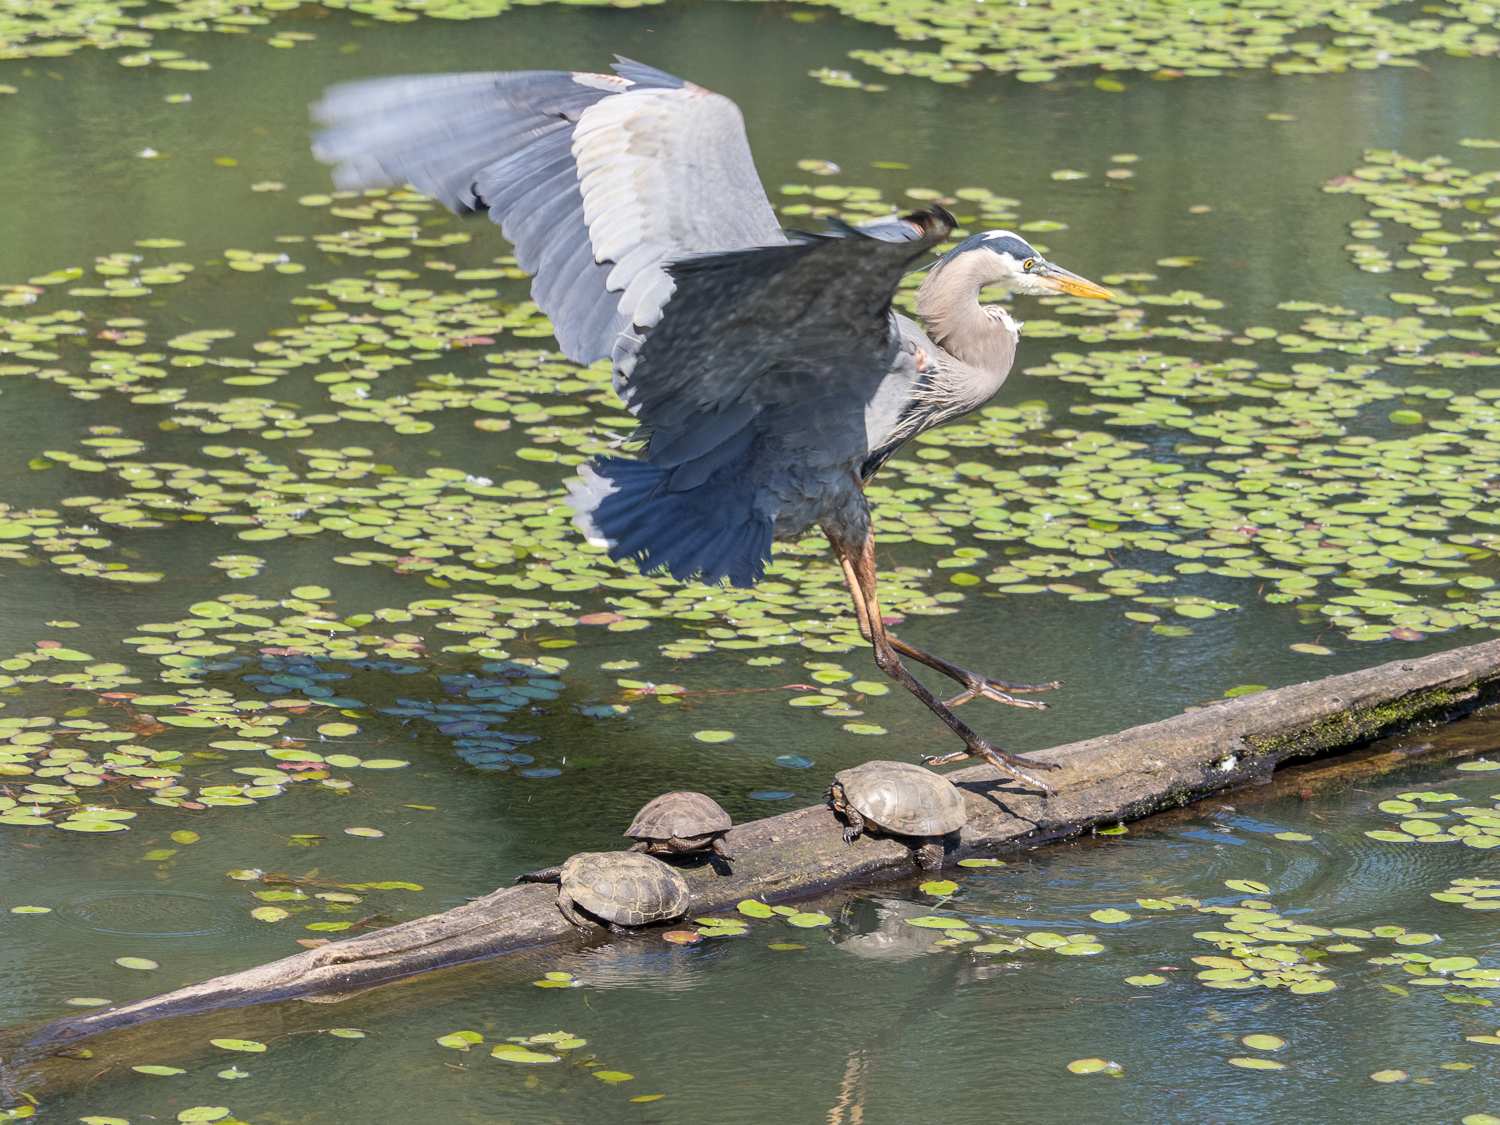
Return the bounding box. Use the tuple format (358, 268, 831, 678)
(625, 213, 953, 440)
(312, 61, 785, 368)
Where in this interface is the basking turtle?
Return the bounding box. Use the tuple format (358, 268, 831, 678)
(828, 760, 967, 871)
(516, 852, 690, 932)
(625, 791, 734, 866)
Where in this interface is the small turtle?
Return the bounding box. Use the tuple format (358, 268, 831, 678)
(828, 760, 968, 871)
(625, 791, 734, 866)
(516, 852, 690, 932)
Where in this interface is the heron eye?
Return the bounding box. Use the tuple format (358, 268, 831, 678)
(1023, 258, 1035, 271)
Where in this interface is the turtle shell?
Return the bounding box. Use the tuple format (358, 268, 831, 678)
(558, 852, 691, 927)
(625, 791, 732, 842)
(833, 761, 967, 837)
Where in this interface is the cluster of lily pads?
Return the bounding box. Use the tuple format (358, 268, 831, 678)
(1431, 876, 1500, 910)
(5, 0, 1500, 94)
(6, 148, 1497, 665)
(435, 1027, 646, 1093)
(3, 144, 1500, 851)
(0, 589, 607, 833)
(1364, 784, 1500, 847)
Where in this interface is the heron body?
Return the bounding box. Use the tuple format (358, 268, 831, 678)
(314, 58, 1112, 794)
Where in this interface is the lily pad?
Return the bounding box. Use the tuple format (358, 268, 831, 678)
(787, 912, 832, 928)
(1225, 880, 1271, 895)
(1241, 1035, 1285, 1050)
(1066, 1058, 1116, 1075)
(490, 1045, 559, 1065)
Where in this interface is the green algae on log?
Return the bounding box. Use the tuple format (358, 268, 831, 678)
(17, 637, 1500, 1047)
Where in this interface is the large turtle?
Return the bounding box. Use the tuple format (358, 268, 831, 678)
(516, 852, 690, 932)
(625, 791, 734, 867)
(828, 760, 968, 871)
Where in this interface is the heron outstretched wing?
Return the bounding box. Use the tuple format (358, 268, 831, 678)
(311, 58, 786, 366)
(621, 210, 954, 469)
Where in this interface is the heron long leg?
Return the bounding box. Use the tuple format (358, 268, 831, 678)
(825, 526, 1060, 794)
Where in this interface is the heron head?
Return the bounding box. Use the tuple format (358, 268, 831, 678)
(929, 230, 1114, 299)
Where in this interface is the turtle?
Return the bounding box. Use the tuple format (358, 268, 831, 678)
(515, 851, 691, 932)
(625, 791, 734, 867)
(827, 760, 968, 871)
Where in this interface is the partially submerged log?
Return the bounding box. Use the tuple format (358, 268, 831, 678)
(17, 637, 1500, 1052)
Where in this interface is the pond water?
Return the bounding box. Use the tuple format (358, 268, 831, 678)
(2, 1, 1500, 1121)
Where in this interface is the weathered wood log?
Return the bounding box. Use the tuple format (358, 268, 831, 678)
(15, 637, 1500, 1056)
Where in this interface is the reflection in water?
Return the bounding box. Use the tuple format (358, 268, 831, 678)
(832, 897, 940, 962)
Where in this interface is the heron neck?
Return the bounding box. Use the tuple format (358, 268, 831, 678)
(915, 258, 1018, 378)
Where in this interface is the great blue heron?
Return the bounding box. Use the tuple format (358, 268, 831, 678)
(312, 57, 1113, 794)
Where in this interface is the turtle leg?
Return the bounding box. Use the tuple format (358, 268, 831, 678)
(556, 889, 590, 930)
(824, 524, 1060, 796)
(708, 835, 733, 875)
(915, 840, 944, 871)
(626, 841, 650, 854)
(514, 865, 563, 884)
(841, 804, 867, 845)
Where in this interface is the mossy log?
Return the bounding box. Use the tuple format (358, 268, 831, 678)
(17, 637, 1500, 1053)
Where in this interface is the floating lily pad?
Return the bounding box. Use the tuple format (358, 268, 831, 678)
(787, 912, 832, 928)
(1242, 1035, 1285, 1051)
(1228, 1057, 1285, 1070)
(1090, 909, 1131, 924)
(1225, 880, 1271, 895)
(919, 881, 959, 897)
(491, 1045, 559, 1065)
(115, 957, 158, 970)
(209, 1039, 265, 1053)
(1066, 1058, 1117, 1075)
(1125, 974, 1168, 987)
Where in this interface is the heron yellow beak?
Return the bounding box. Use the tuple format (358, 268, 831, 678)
(1034, 262, 1114, 299)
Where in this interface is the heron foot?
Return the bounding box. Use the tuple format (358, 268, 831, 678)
(884, 636, 1061, 710)
(943, 673, 1064, 710)
(921, 742, 1060, 796)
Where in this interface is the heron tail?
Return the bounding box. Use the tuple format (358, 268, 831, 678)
(567, 458, 773, 588)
